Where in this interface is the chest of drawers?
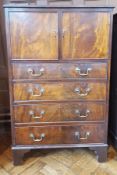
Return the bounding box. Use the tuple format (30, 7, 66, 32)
(4, 1, 113, 165)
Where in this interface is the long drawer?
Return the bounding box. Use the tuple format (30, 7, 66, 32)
(15, 124, 105, 145)
(13, 102, 105, 123)
(13, 82, 106, 102)
(12, 62, 107, 80)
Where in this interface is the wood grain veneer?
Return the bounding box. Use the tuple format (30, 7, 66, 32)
(13, 102, 106, 123)
(12, 62, 107, 80)
(13, 82, 106, 101)
(62, 12, 110, 59)
(9, 12, 58, 60)
(15, 124, 105, 145)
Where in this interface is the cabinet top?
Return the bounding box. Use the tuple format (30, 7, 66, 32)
(3, 0, 114, 9)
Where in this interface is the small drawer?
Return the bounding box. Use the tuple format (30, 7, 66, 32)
(12, 62, 107, 80)
(13, 102, 105, 123)
(13, 82, 106, 102)
(15, 124, 105, 145)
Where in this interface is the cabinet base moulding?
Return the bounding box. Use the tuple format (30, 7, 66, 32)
(12, 144, 108, 165)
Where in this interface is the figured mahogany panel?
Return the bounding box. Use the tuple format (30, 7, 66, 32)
(13, 82, 106, 101)
(13, 102, 105, 123)
(62, 12, 110, 59)
(15, 124, 105, 145)
(9, 12, 58, 60)
(12, 62, 107, 80)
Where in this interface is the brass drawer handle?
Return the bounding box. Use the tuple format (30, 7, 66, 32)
(75, 131, 90, 140)
(28, 87, 45, 97)
(75, 109, 90, 118)
(74, 87, 91, 97)
(75, 67, 92, 76)
(29, 133, 45, 142)
(27, 68, 44, 77)
(29, 110, 45, 119)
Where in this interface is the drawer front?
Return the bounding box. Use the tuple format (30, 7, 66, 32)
(12, 62, 107, 80)
(9, 12, 58, 60)
(13, 103, 105, 123)
(13, 82, 106, 102)
(15, 124, 105, 145)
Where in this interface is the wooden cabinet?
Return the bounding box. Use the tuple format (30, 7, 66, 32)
(4, 0, 113, 165)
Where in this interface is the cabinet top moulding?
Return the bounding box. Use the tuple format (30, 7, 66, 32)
(3, 0, 114, 8)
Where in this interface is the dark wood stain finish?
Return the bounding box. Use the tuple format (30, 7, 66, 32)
(62, 12, 110, 59)
(13, 102, 106, 123)
(4, 0, 114, 165)
(9, 12, 59, 60)
(12, 62, 107, 80)
(15, 124, 105, 145)
(13, 82, 106, 101)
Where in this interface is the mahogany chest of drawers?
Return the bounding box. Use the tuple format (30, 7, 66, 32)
(4, 0, 114, 165)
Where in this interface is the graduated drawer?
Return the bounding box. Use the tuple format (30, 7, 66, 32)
(12, 62, 107, 80)
(15, 124, 105, 145)
(13, 82, 106, 102)
(13, 103, 105, 123)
